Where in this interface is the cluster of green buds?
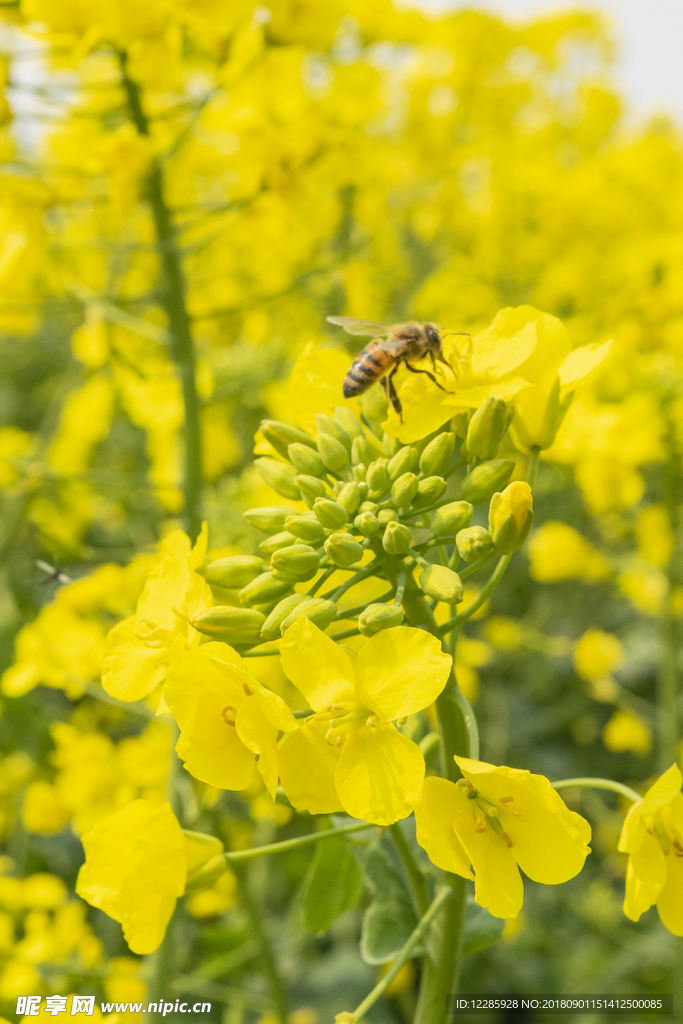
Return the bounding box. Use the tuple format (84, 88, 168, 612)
(189, 393, 534, 649)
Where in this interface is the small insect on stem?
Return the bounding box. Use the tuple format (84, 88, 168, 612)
(327, 315, 457, 422)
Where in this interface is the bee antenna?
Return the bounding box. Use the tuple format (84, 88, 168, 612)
(440, 331, 471, 339)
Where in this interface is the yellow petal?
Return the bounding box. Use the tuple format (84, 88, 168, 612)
(558, 340, 611, 388)
(119, 886, 177, 955)
(136, 553, 193, 630)
(334, 723, 424, 826)
(498, 307, 571, 383)
(254, 686, 297, 732)
(623, 831, 666, 922)
(470, 307, 541, 379)
(353, 627, 451, 721)
(448, 792, 523, 918)
(280, 618, 355, 712)
(278, 718, 343, 814)
(235, 695, 280, 798)
(176, 691, 256, 790)
(619, 763, 682, 853)
(189, 522, 209, 568)
(164, 643, 244, 727)
(656, 851, 683, 936)
(413, 777, 474, 879)
(101, 617, 169, 701)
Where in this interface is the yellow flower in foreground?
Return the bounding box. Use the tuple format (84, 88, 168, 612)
(383, 305, 610, 445)
(102, 526, 212, 701)
(414, 757, 591, 918)
(164, 642, 297, 796)
(618, 764, 683, 935)
(278, 620, 451, 825)
(76, 800, 185, 954)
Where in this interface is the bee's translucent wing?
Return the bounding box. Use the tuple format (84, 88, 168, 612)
(327, 316, 389, 337)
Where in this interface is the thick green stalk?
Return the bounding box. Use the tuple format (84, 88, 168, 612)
(147, 909, 178, 1024)
(119, 53, 202, 541)
(389, 822, 430, 917)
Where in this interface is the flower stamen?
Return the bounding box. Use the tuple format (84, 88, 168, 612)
(222, 705, 237, 727)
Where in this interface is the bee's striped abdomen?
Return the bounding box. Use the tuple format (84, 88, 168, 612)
(343, 342, 394, 398)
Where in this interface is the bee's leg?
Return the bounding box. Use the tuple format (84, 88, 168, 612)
(404, 361, 452, 394)
(384, 367, 403, 421)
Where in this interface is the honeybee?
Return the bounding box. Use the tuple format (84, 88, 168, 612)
(327, 316, 454, 420)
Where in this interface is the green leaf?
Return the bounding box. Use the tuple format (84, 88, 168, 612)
(461, 895, 505, 956)
(301, 833, 364, 933)
(348, 828, 424, 965)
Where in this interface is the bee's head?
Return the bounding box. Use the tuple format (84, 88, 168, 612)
(425, 323, 441, 350)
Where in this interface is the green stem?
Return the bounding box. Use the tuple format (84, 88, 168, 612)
(552, 777, 642, 804)
(394, 570, 406, 605)
(233, 863, 288, 1024)
(119, 53, 202, 541)
(527, 445, 541, 488)
(328, 626, 361, 641)
(240, 647, 282, 658)
(224, 821, 374, 863)
(307, 566, 336, 597)
(389, 823, 430, 917)
(352, 886, 453, 1023)
(439, 555, 512, 635)
(83, 683, 155, 720)
(328, 561, 381, 602)
(413, 875, 466, 1024)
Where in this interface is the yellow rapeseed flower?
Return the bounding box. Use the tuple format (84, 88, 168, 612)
(414, 757, 591, 918)
(76, 799, 186, 954)
(618, 764, 683, 935)
(602, 711, 651, 756)
(164, 642, 297, 797)
(527, 522, 609, 583)
(573, 629, 624, 682)
(101, 527, 212, 701)
(278, 619, 451, 825)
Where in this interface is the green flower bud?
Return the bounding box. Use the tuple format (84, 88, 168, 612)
(287, 442, 325, 476)
(388, 445, 419, 481)
(358, 602, 405, 636)
(313, 497, 348, 529)
(254, 458, 301, 501)
(382, 521, 412, 554)
(260, 420, 317, 459)
(260, 593, 307, 640)
(182, 831, 226, 893)
(295, 475, 327, 508)
(359, 500, 379, 514)
(420, 432, 456, 477)
(316, 413, 352, 452)
(456, 526, 493, 563)
(190, 606, 265, 645)
(205, 585, 241, 606)
(461, 459, 515, 504)
(352, 435, 374, 466)
(353, 462, 367, 482)
(488, 481, 534, 555)
(418, 564, 463, 604)
(332, 479, 344, 494)
(354, 511, 380, 536)
(197, 555, 264, 589)
(378, 508, 399, 525)
(280, 597, 338, 634)
(239, 571, 294, 607)
(337, 481, 361, 516)
(366, 459, 389, 498)
(317, 433, 349, 472)
(466, 397, 508, 460)
(259, 531, 298, 555)
(324, 531, 364, 568)
(391, 472, 419, 507)
(270, 544, 321, 581)
(430, 500, 473, 538)
(357, 481, 369, 500)
(334, 406, 364, 440)
(411, 475, 448, 508)
(285, 514, 326, 544)
(451, 411, 470, 438)
(244, 505, 297, 535)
